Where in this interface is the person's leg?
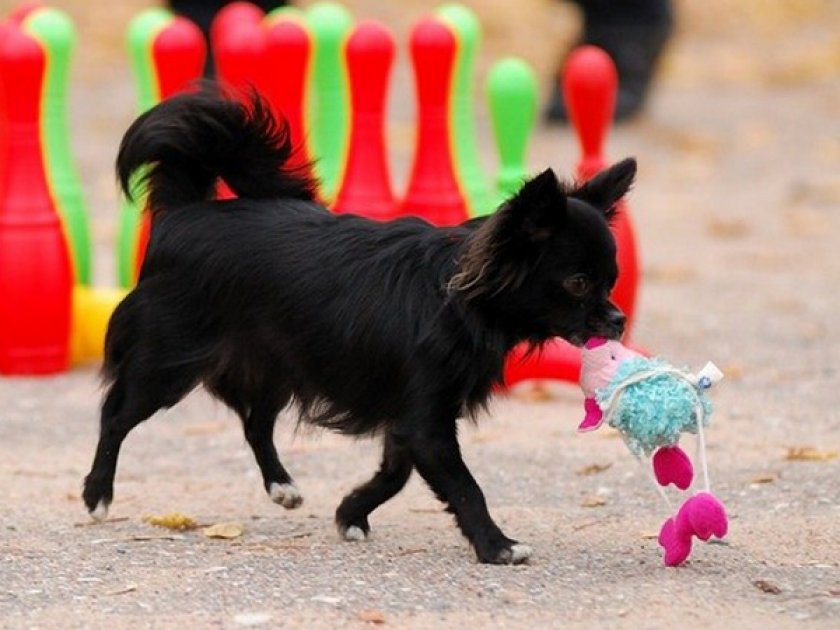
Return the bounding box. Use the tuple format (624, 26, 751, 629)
(545, 0, 674, 122)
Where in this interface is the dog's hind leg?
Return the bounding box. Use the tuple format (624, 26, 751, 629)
(335, 433, 413, 541)
(208, 376, 301, 509)
(245, 390, 303, 509)
(82, 366, 199, 520)
(394, 414, 531, 565)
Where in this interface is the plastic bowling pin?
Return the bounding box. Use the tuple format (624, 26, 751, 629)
(305, 2, 353, 202)
(23, 7, 92, 285)
(487, 56, 537, 205)
(563, 45, 640, 331)
(0, 21, 72, 374)
(332, 20, 396, 220)
(263, 12, 312, 174)
(401, 17, 468, 226)
(437, 3, 489, 217)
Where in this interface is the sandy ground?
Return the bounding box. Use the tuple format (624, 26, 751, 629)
(1, 0, 839, 628)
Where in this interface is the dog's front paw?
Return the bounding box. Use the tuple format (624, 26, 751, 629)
(268, 482, 303, 509)
(89, 499, 110, 522)
(477, 540, 532, 565)
(339, 524, 368, 542)
(335, 502, 372, 542)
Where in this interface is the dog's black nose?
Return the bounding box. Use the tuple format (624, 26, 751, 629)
(608, 309, 627, 335)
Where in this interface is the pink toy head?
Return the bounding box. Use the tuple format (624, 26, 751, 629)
(578, 337, 642, 431)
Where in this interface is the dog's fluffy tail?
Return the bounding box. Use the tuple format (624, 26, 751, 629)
(116, 83, 317, 212)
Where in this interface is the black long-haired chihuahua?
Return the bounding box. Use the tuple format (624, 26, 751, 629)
(83, 86, 635, 564)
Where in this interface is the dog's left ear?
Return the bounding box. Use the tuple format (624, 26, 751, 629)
(572, 158, 636, 219)
(449, 168, 566, 301)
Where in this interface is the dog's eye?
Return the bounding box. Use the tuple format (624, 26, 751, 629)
(563, 274, 591, 297)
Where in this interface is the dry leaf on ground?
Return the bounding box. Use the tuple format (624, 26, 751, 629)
(577, 463, 612, 476)
(142, 512, 198, 531)
(203, 522, 243, 539)
(753, 580, 782, 594)
(750, 472, 780, 484)
(581, 495, 607, 508)
(785, 447, 838, 462)
(357, 610, 386, 624)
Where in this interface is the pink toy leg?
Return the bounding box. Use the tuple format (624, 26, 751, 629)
(682, 492, 728, 541)
(652, 445, 694, 490)
(578, 397, 604, 431)
(658, 517, 692, 567)
(659, 492, 729, 566)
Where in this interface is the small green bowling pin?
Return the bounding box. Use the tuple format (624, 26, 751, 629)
(437, 3, 490, 217)
(306, 2, 353, 202)
(487, 57, 537, 203)
(24, 8, 93, 285)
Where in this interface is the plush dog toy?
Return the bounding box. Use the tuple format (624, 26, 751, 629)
(579, 337, 728, 566)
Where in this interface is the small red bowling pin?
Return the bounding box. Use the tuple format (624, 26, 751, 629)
(212, 1, 268, 96)
(134, 16, 207, 281)
(400, 17, 468, 226)
(0, 21, 72, 374)
(563, 45, 640, 333)
(332, 19, 396, 220)
(263, 13, 312, 174)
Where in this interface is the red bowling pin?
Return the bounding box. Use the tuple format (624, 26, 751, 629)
(563, 45, 640, 331)
(504, 46, 643, 387)
(153, 16, 206, 99)
(332, 20, 396, 220)
(400, 17, 468, 226)
(263, 14, 312, 174)
(135, 16, 206, 280)
(0, 21, 71, 374)
(211, 1, 267, 95)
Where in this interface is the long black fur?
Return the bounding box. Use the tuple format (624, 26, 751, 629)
(84, 86, 636, 564)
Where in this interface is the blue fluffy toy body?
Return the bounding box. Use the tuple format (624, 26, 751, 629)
(595, 357, 712, 457)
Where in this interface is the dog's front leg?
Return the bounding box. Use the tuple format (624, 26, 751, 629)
(393, 420, 531, 565)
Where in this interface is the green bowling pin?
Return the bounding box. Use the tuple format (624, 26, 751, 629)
(23, 8, 92, 285)
(116, 8, 172, 287)
(305, 2, 353, 202)
(437, 3, 489, 217)
(487, 57, 537, 203)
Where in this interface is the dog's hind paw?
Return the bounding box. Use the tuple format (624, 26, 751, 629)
(89, 500, 110, 522)
(508, 543, 532, 564)
(269, 482, 303, 509)
(482, 542, 532, 565)
(339, 525, 368, 542)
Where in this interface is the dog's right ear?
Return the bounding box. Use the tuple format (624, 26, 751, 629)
(572, 158, 636, 220)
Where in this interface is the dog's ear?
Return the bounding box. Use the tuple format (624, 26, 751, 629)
(449, 168, 567, 301)
(504, 167, 567, 242)
(572, 158, 636, 220)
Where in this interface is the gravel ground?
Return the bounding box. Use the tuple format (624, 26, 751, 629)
(1, 1, 839, 628)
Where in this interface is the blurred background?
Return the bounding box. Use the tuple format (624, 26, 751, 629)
(1, 0, 838, 376)
(2, 0, 838, 289)
(1, 4, 838, 626)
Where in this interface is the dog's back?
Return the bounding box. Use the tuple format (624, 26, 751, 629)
(107, 86, 501, 438)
